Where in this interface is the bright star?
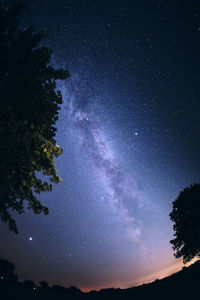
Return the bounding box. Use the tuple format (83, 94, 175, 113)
(29, 237, 32, 241)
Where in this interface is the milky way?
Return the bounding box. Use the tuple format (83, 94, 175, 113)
(64, 79, 144, 241)
(1, 0, 200, 292)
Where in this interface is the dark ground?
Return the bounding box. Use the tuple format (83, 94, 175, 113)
(0, 258, 200, 300)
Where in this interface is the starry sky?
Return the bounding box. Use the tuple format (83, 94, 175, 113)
(1, 0, 200, 292)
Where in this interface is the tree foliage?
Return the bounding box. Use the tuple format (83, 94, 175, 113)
(0, 5, 69, 233)
(0, 258, 18, 282)
(170, 183, 200, 263)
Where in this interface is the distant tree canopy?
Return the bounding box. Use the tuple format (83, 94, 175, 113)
(0, 258, 18, 282)
(0, 5, 69, 233)
(170, 183, 200, 263)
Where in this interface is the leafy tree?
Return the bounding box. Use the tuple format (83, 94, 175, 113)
(66, 286, 82, 295)
(0, 5, 69, 233)
(0, 258, 18, 282)
(40, 281, 49, 289)
(170, 183, 200, 263)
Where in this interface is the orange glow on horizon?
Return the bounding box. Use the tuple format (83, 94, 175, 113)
(128, 257, 198, 290)
(81, 258, 198, 293)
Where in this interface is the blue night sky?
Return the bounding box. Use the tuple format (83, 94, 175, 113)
(1, 0, 200, 292)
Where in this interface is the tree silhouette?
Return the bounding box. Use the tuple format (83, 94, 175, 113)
(0, 5, 69, 233)
(170, 183, 200, 263)
(0, 258, 18, 282)
(40, 281, 49, 289)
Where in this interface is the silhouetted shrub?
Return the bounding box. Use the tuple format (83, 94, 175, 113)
(0, 258, 18, 282)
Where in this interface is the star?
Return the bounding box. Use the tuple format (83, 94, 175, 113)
(134, 132, 138, 136)
(29, 237, 33, 241)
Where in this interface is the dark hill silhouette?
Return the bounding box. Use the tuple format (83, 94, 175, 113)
(0, 257, 200, 299)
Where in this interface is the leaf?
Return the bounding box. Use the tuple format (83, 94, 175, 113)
(0, 5, 68, 233)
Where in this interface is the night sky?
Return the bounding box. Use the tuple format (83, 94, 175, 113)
(1, 0, 200, 292)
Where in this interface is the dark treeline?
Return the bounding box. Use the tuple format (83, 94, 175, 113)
(0, 257, 200, 300)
